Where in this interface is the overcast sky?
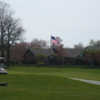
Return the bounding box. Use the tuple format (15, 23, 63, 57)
(4, 0, 100, 47)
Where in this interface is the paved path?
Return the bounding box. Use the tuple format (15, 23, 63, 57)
(70, 78, 100, 85)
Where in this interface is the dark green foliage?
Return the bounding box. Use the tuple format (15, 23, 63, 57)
(47, 54, 64, 65)
(23, 49, 37, 64)
(83, 49, 100, 66)
(36, 54, 47, 64)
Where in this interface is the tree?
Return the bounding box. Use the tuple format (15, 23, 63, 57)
(10, 42, 28, 64)
(89, 40, 95, 47)
(74, 43, 84, 50)
(31, 39, 48, 48)
(0, 1, 24, 65)
(89, 40, 100, 49)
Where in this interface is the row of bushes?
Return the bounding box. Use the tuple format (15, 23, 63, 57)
(83, 50, 100, 65)
(9, 49, 100, 66)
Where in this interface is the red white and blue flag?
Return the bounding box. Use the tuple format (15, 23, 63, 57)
(51, 36, 60, 53)
(51, 36, 59, 46)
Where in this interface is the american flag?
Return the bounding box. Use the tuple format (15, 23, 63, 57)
(51, 36, 59, 46)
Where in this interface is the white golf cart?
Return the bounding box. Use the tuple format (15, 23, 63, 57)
(0, 57, 8, 74)
(0, 57, 8, 86)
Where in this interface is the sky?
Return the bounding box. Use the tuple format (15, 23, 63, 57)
(3, 0, 100, 47)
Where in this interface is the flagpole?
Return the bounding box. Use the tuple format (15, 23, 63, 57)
(50, 34, 52, 55)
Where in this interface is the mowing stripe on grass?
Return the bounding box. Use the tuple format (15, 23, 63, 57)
(9, 70, 100, 85)
(70, 77, 100, 85)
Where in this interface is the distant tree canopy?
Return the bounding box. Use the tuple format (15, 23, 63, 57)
(0, 1, 24, 65)
(89, 40, 100, 49)
(74, 43, 84, 50)
(30, 39, 48, 48)
(80, 40, 100, 66)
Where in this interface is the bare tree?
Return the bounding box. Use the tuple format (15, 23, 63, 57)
(0, 1, 24, 65)
(74, 43, 84, 50)
(10, 42, 28, 63)
(31, 39, 48, 48)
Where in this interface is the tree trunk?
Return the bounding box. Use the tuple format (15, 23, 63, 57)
(6, 31, 10, 66)
(1, 24, 5, 57)
(6, 45, 10, 66)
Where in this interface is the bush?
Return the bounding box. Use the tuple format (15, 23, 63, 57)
(84, 50, 100, 66)
(36, 54, 47, 64)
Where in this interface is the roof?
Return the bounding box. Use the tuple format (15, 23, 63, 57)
(29, 48, 53, 56)
(27, 48, 83, 58)
(64, 48, 84, 58)
(0, 57, 5, 60)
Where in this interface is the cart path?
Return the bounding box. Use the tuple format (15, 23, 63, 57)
(70, 77, 100, 85)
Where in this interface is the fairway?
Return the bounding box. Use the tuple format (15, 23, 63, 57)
(0, 66, 100, 100)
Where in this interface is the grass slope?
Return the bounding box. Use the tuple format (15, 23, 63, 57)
(0, 66, 100, 100)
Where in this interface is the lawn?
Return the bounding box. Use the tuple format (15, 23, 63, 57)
(0, 65, 100, 100)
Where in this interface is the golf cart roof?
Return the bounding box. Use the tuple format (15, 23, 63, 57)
(0, 57, 5, 60)
(0, 68, 8, 74)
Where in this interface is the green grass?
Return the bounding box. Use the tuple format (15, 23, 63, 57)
(0, 65, 100, 100)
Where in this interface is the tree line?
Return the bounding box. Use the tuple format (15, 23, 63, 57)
(0, 1, 100, 66)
